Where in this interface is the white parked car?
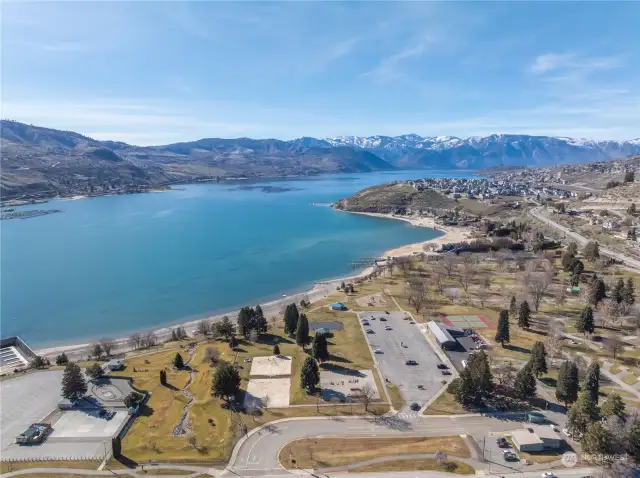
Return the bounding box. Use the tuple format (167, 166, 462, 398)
(542, 472, 557, 478)
(374, 348, 383, 354)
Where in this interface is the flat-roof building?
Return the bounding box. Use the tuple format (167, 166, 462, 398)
(0, 336, 37, 374)
(427, 321, 457, 349)
(511, 425, 564, 452)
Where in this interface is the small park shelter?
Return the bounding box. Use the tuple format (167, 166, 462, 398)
(331, 302, 347, 311)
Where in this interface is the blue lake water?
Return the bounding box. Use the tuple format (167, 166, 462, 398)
(1, 170, 474, 347)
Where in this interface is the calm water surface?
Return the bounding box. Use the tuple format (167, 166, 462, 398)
(1, 170, 474, 347)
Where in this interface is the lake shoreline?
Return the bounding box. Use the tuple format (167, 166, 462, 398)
(34, 213, 459, 359)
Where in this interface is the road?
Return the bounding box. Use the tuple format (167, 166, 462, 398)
(227, 413, 555, 475)
(529, 207, 640, 271)
(359, 311, 447, 413)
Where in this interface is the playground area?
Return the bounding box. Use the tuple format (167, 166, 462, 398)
(355, 292, 388, 308)
(319, 369, 379, 402)
(442, 315, 493, 329)
(249, 355, 292, 377)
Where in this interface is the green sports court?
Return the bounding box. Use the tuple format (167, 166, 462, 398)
(443, 314, 494, 329)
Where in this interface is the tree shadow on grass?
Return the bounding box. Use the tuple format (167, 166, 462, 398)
(540, 377, 557, 387)
(503, 344, 531, 354)
(327, 354, 353, 364)
(320, 363, 361, 375)
(259, 334, 294, 345)
(137, 404, 154, 417)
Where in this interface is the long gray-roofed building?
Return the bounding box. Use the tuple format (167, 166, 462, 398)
(427, 321, 458, 348)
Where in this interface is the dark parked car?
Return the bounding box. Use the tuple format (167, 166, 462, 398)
(496, 437, 508, 447)
(405, 360, 418, 366)
(410, 402, 421, 411)
(379, 317, 387, 321)
(441, 370, 452, 375)
(437, 363, 448, 369)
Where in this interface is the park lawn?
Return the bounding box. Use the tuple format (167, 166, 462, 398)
(387, 383, 404, 410)
(0, 461, 100, 474)
(423, 391, 469, 415)
(279, 435, 470, 469)
(356, 459, 475, 474)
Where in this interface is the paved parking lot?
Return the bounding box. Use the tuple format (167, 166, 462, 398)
(358, 311, 445, 413)
(482, 432, 524, 472)
(446, 336, 476, 371)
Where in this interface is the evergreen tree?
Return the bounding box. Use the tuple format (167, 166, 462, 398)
(518, 301, 531, 328)
(466, 350, 493, 404)
(237, 307, 252, 338)
(212, 362, 240, 402)
(556, 360, 579, 406)
(576, 306, 595, 335)
(513, 363, 537, 399)
(56, 352, 69, 366)
(509, 296, 517, 317)
(296, 313, 310, 349)
(588, 278, 606, 307)
(584, 241, 600, 261)
(612, 279, 625, 304)
(454, 369, 474, 405)
(584, 362, 600, 404)
(495, 310, 510, 347)
(173, 352, 184, 369)
(253, 304, 268, 333)
(273, 343, 281, 356)
(627, 415, 640, 460)
(61, 362, 87, 402)
(581, 422, 614, 458)
(160, 369, 167, 386)
(567, 390, 599, 436)
(283, 303, 299, 336)
(624, 278, 635, 306)
(529, 341, 548, 377)
(600, 392, 626, 420)
(571, 260, 584, 286)
(300, 357, 319, 393)
(311, 333, 329, 362)
(216, 316, 235, 339)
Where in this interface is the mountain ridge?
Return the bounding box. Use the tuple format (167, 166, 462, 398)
(2, 119, 640, 200)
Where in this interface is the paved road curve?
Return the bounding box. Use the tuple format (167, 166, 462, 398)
(227, 413, 547, 476)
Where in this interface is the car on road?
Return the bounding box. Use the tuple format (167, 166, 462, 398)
(410, 402, 421, 411)
(541, 473, 557, 478)
(405, 360, 418, 366)
(374, 348, 383, 354)
(437, 363, 448, 369)
(366, 329, 375, 334)
(409, 321, 415, 324)
(384, 325, 392, 330)
(380, 317, 387, 321)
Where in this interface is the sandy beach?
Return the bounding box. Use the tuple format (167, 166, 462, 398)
(35, 211, 470, 360)
(344, 210, 472, 257)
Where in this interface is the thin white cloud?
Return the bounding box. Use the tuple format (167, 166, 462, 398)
(531, 52, 623, 75)
(363, 35, 435, 81)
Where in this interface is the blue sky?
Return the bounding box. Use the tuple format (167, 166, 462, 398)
(2, 1, 639, 144)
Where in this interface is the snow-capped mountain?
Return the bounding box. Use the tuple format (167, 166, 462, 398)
(317, 134, 640, 169)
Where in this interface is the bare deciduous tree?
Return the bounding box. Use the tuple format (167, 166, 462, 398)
(546, 319, 564, 359)
(494, 361, 518, 389)
(604, 336, 624, 360)
(457, 263, 476, 296)
(143, 331, 157, 348)
(433, 268, 445, 296)
(446, 289, 458, 304)
(129, 333, 143, 350)
(205, 346, 220, 366)
(526, 272, 552, 311)
(99, 338, 115, 357)
(407, 279, 429, 313)
(442, 254, 456, 278)
(359, 383, 376, 412)
(196, 319, 211, 337)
